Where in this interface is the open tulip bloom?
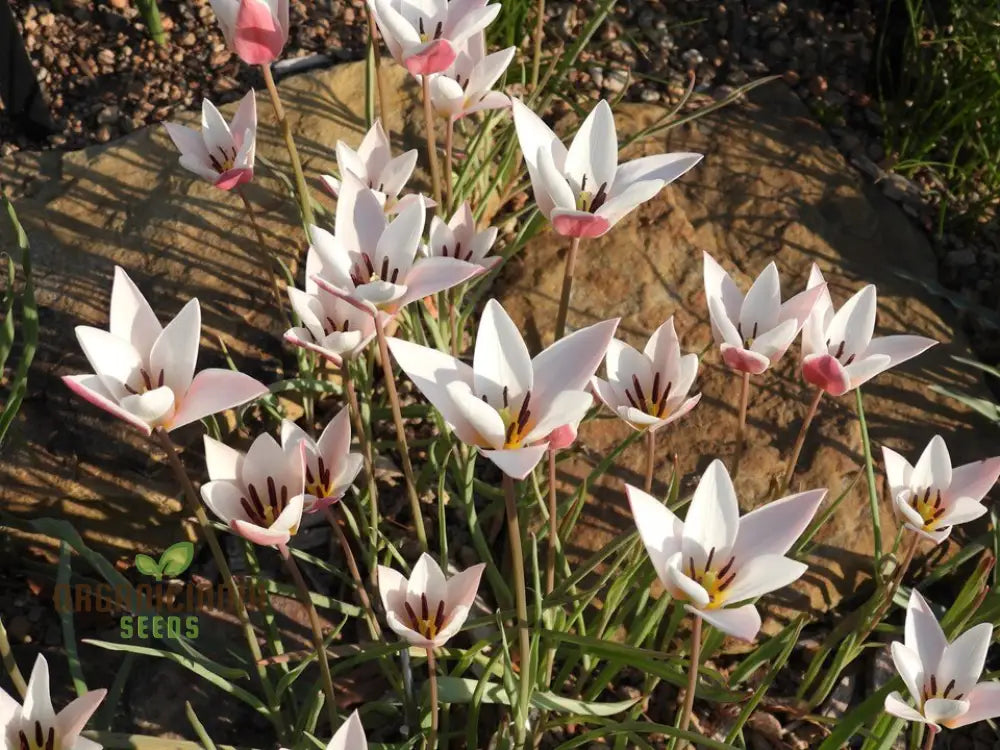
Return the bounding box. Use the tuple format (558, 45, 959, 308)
(592, 316, 701, 432)
(628, 459, 825, 641)
(163, 92, 257, 191)
(201, 431, 306, 549)
(801, 265, 937, 396)
(1, 655, 107, 750)
(882, 435, 1000, 544)
(369, 0, 501, 76)
(209, 0, 288, 65)
(430, 42, 515, 120)
(704, 253, 825, 375)
(885, 589, 1000, 732)
(63, 267, 268, 434)
(319, 119, 430, 214)
(387, 299, 618, 479)
(309, 180, 482, 315)
(281, 409, 364, 513)
(284, 226, 386, 364)
(512, 98, 702, 238)
(378, 553, 485, 648)
(425, 201, 501, 270)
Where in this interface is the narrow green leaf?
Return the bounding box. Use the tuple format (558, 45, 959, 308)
(435, 676, 638, 717)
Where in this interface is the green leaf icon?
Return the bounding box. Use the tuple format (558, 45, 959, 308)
(134, 553, 162, 580)
(158, 541, 194, 577)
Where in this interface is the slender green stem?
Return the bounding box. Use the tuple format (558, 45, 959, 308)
(554, 237, 581, 340)
(545, 450, 558, 598)
(531, 0, 546, 89)
(260, 64, 314, 228)
(0, 617, 26, 698)
(678, 614, 702, 735)
(342, 360, 380, 562)
(855, 387, 883, 569)
(444, 117, 455, 212)
(152, 429, 286, 741)
(449, 289, 460, 357)
(420, 76, 443, 207)
(236, 188, 289, 329)
(280, 547, 338, 730)
(374, 321, 429, 550)
(780, 387, 824, 494)
(366, 7, 389, 132)
(733, 372, 750, 476)
(644, 429, 656, 494)
(427, 648, 440, 750)
(502, 474, 532, 748)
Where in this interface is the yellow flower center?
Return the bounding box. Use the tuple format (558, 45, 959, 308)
(494, 388, 533, 449)
(685, 549, 737, 610)
(921, 674, 963, 708)
(304, 457, 337, 500)
(624, 373, 674, 419)
(404, 593, 449, 640)
(240, 478, 297, 535)
(912, 487, 946, 531)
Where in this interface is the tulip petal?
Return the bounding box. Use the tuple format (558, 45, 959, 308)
(531, 317, 619, 406)
(395, 256, 481, 308)
(445, 381, 506, 447)
(626, 484, 684, 582)
(62, 374, 153, 434)
(863, 334, 937, 370)
(474, 299, 533, 406)
(905, 590, 948, 674)
(911, 435, 952, 493)
(947, 682, 1000, 728)
(234, 0, 286, 64)
(168, 368, 268, 431)
(938, 622, 993, 697)
(407, 553, 449, 609)
(732, 489, 826, 561)
(692, 603, 762, 642)
(149, 298, 201, 398)
(682, 459, 739, 567)
(703, 252, 743, 329)
(941, 496, 988, 526)
(120, 387, 176, 427)
(109, 266, 163, 358)
(884, 691, 930, 725)
(446, 563, 485, 612)
(377, 565, 409, 618)
(825, 284, 876, 361)
(739, 262, 781, 335)
(23, 655, 56, 723)
(664, 559, 710, 608)
(881, 446, 914, 498)
(200, 480, 248, 525)
(481, 445, 547, 479)
(204, 434, 244, 481)
(643, 316, 680, 378)
(891, 641, 924, 704)
(720, 344, 770, 375)
(551, 209, 611, 238)
(232, 519, 291, 546)
(522, 389, 593, 445)
(613, 152, 702, 193)
(722, 554, 807, 604)
(593, 179, 662, 228)
(564, 100, 617, 195)
(802, 353, 850, 396)
(923, 698, 970, 726)
(950, 457, 1000, 503)
(326, 710, 368, 750)
(74, 326, 143, 399)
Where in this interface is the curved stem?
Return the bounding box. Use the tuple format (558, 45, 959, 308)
(545, 450, 558, 597)
(420, 76, 443, 208)
(922, 728, 936, 750)
(780, 387, 824, 494)
(281, 547, 339, 730)
(733, 371, 750, 475)
(644, 429, 656, 494)
(554, 237, 581, 341)
(0, 617, 26, 698)
(322, 507, 381, 639)
(260, 64, 314, 228)
(678, 614, 702, 734)
(427, 648, 440, 750)
(374, 320, 428, 551)
(152, 429, 287, 740)
(502, 474, 532, 748)
(236, 188, 289, 329)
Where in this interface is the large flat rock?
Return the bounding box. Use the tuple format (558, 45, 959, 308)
(0, 61, 413, 559)
(498, 82, 993, 623)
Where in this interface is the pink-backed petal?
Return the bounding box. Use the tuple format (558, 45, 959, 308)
(720, 344, 770, 375)
(481, 445, 547, 479)
(445, 563, 485, 612)
(923, 698, 970, 727)
(544, 424, 577, 450)
(376, 565, 409, 617)
(404, 39, 457, 75)
(110, 266, 163, 358)
(732, 488, 826, 561)
(905, 589, 948, 673)
(284, 328, 345, 366)
(947, 682, 1000, 728)
(531, 316, 619, 406)
(319, 174, 341, 198)
(55, 689, 107, 747)
(949, 457, 1000, 502)
(168, 368, 268, 430)
(396, 256, 482, 308)
(691, 603, 761, 642)
(801, 353, 850, 396)
(234, 0, 286, 64)
(62, 374, 153, 434)
(214, 168, 254, 190)
(232, 519, 291, 547)
(22, 655, 55, 724)
(550, 209, 611, 238)
(200, 480, 248, 525)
